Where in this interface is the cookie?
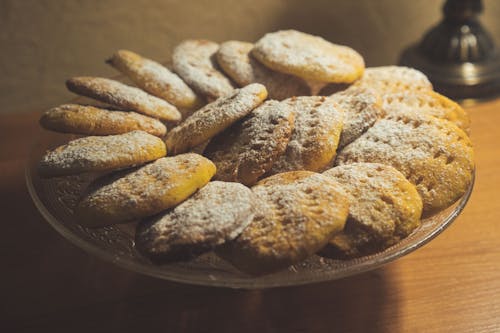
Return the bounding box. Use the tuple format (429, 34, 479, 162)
(216, 40, 310, 100)
(136, 181, 255, 262)
(351, 66, 433, 95)
(252, 30, 365, 83)
(382, 90, 470, 134)
(76, 153, 216, 227)
(39, 104, 167, 137)
(269, 96, 343, 174)
(321, 163, 423, 258)
(106, 49, 202, 110)
(218, 171, 349, 275)
(172, 39, 235, 100)
(336, 109, 474, 215)
(38, 130, 166, 178)
(204, 100, 295, 186)
(165, 83, 268, 155)
(66, 77, 182, 122)
(330, 87, 384, 148)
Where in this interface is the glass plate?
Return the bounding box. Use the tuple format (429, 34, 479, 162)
(26, 129, 474, 289)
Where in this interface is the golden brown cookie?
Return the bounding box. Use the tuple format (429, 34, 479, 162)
(66, 77, 182, 122)
(330, 87, 384, 148)
(204, 100, 295, 186)
(216, 40, 311, 100)
(38, 130, 166, 178)
(382, 90, 470, 134)
(106, 49, 202, 110)
(135, 181, 256, 262)
(165, 83, 268, 155)
(321, 163, 423, 258)
(269, 96, 343, 174)
(39, 104, 167, 137)
(351, 66, 433, 95)
(172, 39, 235, 100)
(76, 153, 216, 227)
(252, 30, 365, 83)
(336, 109, 474, 215)
(218, 171, 349, 275)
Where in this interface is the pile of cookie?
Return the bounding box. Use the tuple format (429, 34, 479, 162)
(38, 30, 474, 275)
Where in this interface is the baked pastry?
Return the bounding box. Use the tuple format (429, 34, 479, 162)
(336, 109, 474, 215)
(216, 40, 310, 100)
(39, 104, 167, 137)
(329, 87, 383, 148)
(165, 83, 268, 155)
(321, 163, 423, 258)
(269, 96, 344, 174)
(136, 181, 256, 262)
(76, 153, 216, 227)
(351, 66, 433, 95)
(382, 90, 470, 134)
(218, 171, 349, 275)
(252, 30, 365, 83)
(66, 77, 182, 122)
(172, 39, 235, 100)
(106, 49, 202, 111)
(38, 130, 166, 178)
(204, 100, 295, 186)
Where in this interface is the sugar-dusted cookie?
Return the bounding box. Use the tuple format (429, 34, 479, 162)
(252, 30, 365, 83)
(382, 90, 470, 134)
(205, 100, 295, 186)
(66, 77, 182, 122)
(216, 40, 310, 100)
(269, 96, 343, 174)
(336, 109, 474, 215)
(218, 171, 349, 275)
(351, 66, 433, 95)
(39, 104, 167, 137)
(321, 163, 423, 258)
(76, 154, 216, 227)
(136, 181, 256, 262)
(38, 130, 166, 178)
(165, 83, 268, 155)
(106, 49, 202, 110)
(330, 87, 383, 148)
(172, 39, 235, 100)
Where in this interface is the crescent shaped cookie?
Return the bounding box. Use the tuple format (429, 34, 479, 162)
(106, 49, 202, 110)
(66, 77, 182, 122)
(38, 130, 166, 178)
(336, 109, 474, 215)
(76, 154, 216, 227)
(135, 181, 256, 262)
(216, 40, 311, 100)
(321, 163, 423, 258)
(252, 30, 365, 83)
(165, 83, 268, 155)
(269, 96, 344, 174)
(382, 90, 470, 134)
(40, 104, 167, 137)
(218, 171, 349, 275)
(204, 100, 295, 186)
(172, 39, 235, 100)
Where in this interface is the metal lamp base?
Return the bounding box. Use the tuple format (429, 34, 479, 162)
(399, 0, 500, 103)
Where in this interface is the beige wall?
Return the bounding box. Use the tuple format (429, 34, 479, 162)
(1, 0, 499, 114)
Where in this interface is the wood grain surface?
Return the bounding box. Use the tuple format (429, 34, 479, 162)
(1, 100, 500, 332)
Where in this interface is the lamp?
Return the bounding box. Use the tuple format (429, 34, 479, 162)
(400, 0, 500, 103)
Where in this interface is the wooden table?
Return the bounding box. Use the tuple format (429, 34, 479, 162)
(1, 101, 499, 333)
